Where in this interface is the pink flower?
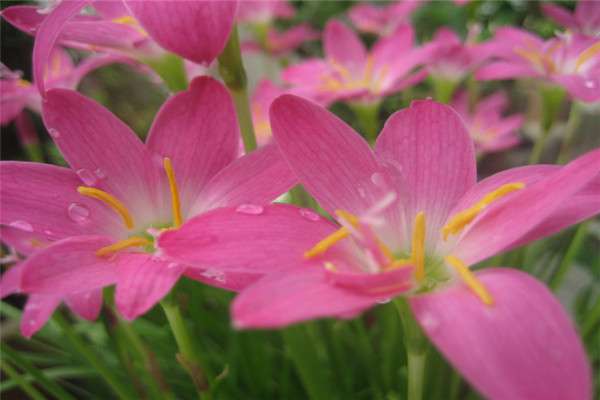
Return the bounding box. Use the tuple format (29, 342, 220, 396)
(160, 97, 598, 400)
(450, 91, 523, 154)
(1, 48, 139, 126)
(282, 20, 428, 105)
(0, 77, 296, 336)
(477, 27, 600, 102)
(348, 0, 422, 36)
(251, 79, 285, 145)
(2, 0, 237, 93)
(236, 0, 295, 23)
(541, 0, 600, 37)
(242, 24, 319, 56)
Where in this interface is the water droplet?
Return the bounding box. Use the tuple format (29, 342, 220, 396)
(27, 302, 39, 310)
(357, 187, 367, 198)
(28, 319, 36, 326)
(9, 220, 33, 232)
(584, 79, 596, 89)
(76, 169, 98, 186)
(43, 229, 58, 241)
(235, 204, 264, 215)
(83, 293, 91, 300)
(299, 208, 320, 221)
(67, 203, 90, 224)
(370, 172, 385, 188)
(167, 262, 179, 270)
(94, 168, 106, 179)
(419, 313, 440, 332)
(201, 269, 226, 283)
(377, 298, 391, 304)
(47, 128, 60, 138)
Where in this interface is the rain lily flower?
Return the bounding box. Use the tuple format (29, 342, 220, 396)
(236, 0, 295, 23)
(1, 48, 136, 126)
(159, 97, 598, 399)
(251, 79, 293, 145)
(0, 77, 296, 335)
(241, 24, 319, 56)
(450, 91, 523, 154)
(541, 0, 600, 37)
(3, 0, 238, 93)
(477, 27, 600, 102)
(348, 0, 422, 36)
(282, 20, 428, 106)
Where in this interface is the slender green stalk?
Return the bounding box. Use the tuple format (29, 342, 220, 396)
(2, 345, 77, 400)
(549, 223, 588, 291)
(351, 102, 381, 142)
(53, 313, 135, 400)
(431, 76, 458, 104)
(1, 360, 46, 400)
(160, 296, 210, 399)
(557, 101, 583, 164)
(394, 298, 428, 400)
(528, 85, 565, 164)
(582, 296, 600, 339)
(218, 25, 257, 152)
(145, 53, 188, 92)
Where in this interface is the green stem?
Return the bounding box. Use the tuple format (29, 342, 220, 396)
(53, 313, 135, 400)
(160, 296, 210, 399)
(1, 361, 46, 400)
(145, 53, 188, 92)
(582, 296, 600, 339)
(549, 223, 588, 291)
(431, 76, 458, 104)
(528, 85, 565, 164)
(557, 101, 583, 164)
(350, 102, 381, 142)
(218, 25, 257, 152)
(394, 298, 428, 400)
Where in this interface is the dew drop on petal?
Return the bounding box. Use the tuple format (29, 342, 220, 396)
(28, 319, 36, 326)
(235, 204, 264, 215)
(9, 220, 33, 232)
(167, 262, 179, 270)
(358, 187, 367, 198)
(299, 208, 320, 221)
(47, 128, 60, 138)
(419, 312, 440, 332)
(76, 169, 97, 186)
(43, 229, 58, 241)
(370, 172, 385, 188)
(67, 203, 90, 224)
(584, 79, 596, 89)
(94, 168, 107, 179)
(377, 298, 391, 304)
(201, 269, 226, 283)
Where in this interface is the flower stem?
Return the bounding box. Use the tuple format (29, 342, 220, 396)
(145, 53, 188, 93)
(556, 101, 583, 164)
(549, 222, 588, 291)
(1, 360, 46, 400)
(351, 102, 381, 142)
(394, 298, 428, 400)
(53, 312, 135, 400)
(160, 295, 210, 399)
(218, 25, 257, 152)
(582, 296, 600, 339)
(528, 85, 565, 164)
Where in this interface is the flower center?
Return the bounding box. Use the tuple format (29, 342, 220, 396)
(77, 157, 182, 257)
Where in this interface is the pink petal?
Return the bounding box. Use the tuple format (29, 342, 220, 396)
(193, 143, 297, 213)
(476, 61, 539, 81)
(0, 161, 124, 239)
(552, 75, 600, 103)
(0, 226, 50, 257)
(455, 148, 600, 264)
(281, 59, 331, 86)
(146, 77, 240, 215)
(32, 0, 90, 94)
(65, 289, 103, 320)
(375, 100, 476, 235)
(323, 20, 366, 73)
(115, 254, 184, 320)
(410, 268, 591, 400)
(20, 294, 61, 338)
(21, 236, 117, 295)
(159, 204, 338, 274)
(270, 94, 392, 216)
(267, 24, 318, 54)
(184, 268, 260, 292)
(371, 24, 414, 69)
(232, 268, 378, 329)
(575, 1, 600, 33)
(1, 6, 44, 36)
(125, 0, 237, 64)
(42, 89, 161, 224)
(0, 262, 24, 298)
(541, 3, 578, 30)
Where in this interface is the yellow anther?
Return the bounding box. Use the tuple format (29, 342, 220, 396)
(304, 227, 350, 258)
(77, 186, 134, 229)
(111, 15, 147, 35)
(445, 255, 494, 306)
(575, 41, 600, 72)
(96, 236, 151, 257)
(335, 209, 360, 226)
(442, 182, 525, 240)
(412, 212, 426, 282)
(163, 158, 183, 228)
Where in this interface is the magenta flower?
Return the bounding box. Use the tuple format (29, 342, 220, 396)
(282, 20, 428, 105)
(348, 0, 422, 36)
(541, 0, 600, 37)
(242, 24, 319, 56)
(450, 91, 523, 154)
(3, 0, 237, 93)
(159, 97, 598, 399)
(477, 27, 600, 102)
(236, 0, 295, 23)
(0, 77, 296, 336)
(251, 79, 286, 145)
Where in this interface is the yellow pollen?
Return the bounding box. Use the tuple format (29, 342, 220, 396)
(304, 227, 350, 258)
(441, 182, 525, 240)
(96, 236, 152, 257)
(575, 41, 600, 72)
(16, 79, 31, 88)
(445, 255, 494, 306)
(163, 158, 183, 228)
(411, 212, 426, 282)
(77, 186, 134, 229)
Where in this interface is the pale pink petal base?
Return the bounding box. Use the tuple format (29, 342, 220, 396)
(411, 268, 591, 400)
(21, 294, 61, 338)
